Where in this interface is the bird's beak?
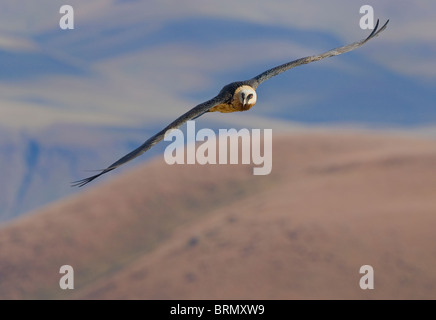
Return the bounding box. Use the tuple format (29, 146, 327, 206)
(242, 100, 250, 110)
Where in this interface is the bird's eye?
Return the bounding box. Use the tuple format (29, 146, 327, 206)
(247, 93, 253, 100)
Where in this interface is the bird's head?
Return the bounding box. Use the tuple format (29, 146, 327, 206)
(236, 85, 257, 111)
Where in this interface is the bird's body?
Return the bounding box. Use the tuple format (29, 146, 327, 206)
(72, 19, 389, 187)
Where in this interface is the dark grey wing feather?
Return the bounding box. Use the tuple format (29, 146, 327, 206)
(71, 94, 226, 187)
(249, 19, 389, 88)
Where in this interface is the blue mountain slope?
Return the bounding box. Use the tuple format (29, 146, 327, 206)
(0, 50, 85, 81)
(34, 18, 336, 62)
(0, 124, 169, 222)
(27, 16, 436, 126)
(254, 55, 436, 126)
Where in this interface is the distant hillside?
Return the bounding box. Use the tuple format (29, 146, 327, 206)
(0, 124, 165, 221)
(1, 131, 436, 299)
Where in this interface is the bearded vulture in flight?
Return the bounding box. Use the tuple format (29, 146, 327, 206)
(72, 19, 389, 187)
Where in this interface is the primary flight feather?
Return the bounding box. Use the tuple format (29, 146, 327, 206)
(72, 19, 389, 187)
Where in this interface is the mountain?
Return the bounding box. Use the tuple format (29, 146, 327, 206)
(1, 131, 436, 299)
(0, 124, 167, 221)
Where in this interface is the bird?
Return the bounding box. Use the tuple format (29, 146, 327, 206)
(72, 19, 389, 187)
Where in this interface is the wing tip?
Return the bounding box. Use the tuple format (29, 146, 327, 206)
(380, 19, 390, 33)
(71, 168, 115, 188)
(70, 175, 100, 188)
(364, 18, 389, 43)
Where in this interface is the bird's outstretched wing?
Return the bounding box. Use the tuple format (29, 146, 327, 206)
(249, 19, 389, 88)
(71, 94, 226, 187)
